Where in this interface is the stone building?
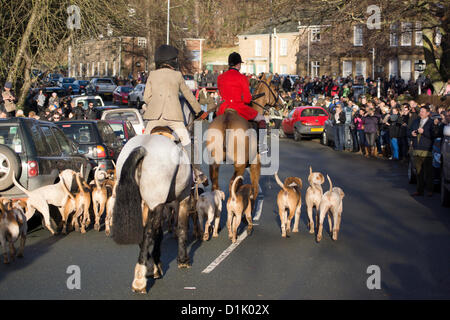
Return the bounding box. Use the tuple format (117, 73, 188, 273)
(237, 20, 426, 81)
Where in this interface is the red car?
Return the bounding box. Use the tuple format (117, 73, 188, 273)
(113, 86, 133, 105)
(281, 106, 329, 141)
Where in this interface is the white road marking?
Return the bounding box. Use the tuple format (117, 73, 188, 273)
(202, 180, 264, 274)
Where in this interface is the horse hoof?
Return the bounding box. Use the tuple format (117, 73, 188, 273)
(202, 234, 209, 241)
(178, 263, 191, 269)
(212, 233, 218, 238)
(309, 229, 315, 234)
(153, 263, 163, 279)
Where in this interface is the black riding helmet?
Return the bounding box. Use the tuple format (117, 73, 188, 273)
(228, 52, 243, 67)
(155, 44, 179, 70)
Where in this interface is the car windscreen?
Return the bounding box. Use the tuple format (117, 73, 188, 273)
(104, 112, 139, 124)
(109, 123, 125, 139)
(0, 125, 24, 153)
(120, 87, 132, 93)
(97, 79, 113, 84)
(63, 78, 75, 83)
(57, 123, 96, 144)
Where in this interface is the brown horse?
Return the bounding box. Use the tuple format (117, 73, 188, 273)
(206, 74, 280, 208)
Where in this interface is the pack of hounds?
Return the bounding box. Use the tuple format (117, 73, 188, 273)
(0, 165, 344, 265)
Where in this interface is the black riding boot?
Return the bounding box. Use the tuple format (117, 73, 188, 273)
(185, 142, 208, 186)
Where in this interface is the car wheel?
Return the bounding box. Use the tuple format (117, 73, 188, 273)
(0, 145, 22, 191)
(441, 171, 450, 207)
(294, 129, 302, 142)
(408, 160, 417, 184)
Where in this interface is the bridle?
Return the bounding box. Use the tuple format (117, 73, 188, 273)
(252, 80, 283, 112)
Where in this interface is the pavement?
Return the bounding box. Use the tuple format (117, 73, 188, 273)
(1, 134, 449, 300)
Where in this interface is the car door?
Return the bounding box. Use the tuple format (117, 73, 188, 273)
(282, 109, 296, 134)
(40, 125, 67, 173)
(97, 122, 121, 160)
(52, 126, 85, 173)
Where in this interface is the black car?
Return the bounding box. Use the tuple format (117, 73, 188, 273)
(441, 125, 450, 206)
(0, 118, 89, 198)
(55, 120, 122, 173)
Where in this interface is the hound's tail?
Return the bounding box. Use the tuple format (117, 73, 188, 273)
(12, 172, 32, 197)
(231, 176, 243, 200)
(327, 175, 333, 198)
(274, 172, 288, 192)
(94, 166, 102, 190)
(112, 146, 147, 245)
(59, 173, 75, 200)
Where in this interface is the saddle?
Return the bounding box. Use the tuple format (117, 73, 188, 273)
(150, 126, 179, 143)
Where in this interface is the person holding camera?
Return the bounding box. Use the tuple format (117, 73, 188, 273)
(409, 105, 436, 197)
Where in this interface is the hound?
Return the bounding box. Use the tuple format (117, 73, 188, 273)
(316, 175, 345, 243)
(305, 166, 325, 234)
(226, 176, 253, 243)
(196, 189, 225, 241)
(0, 198, 27, 264)
(12, 169, 75, 234)
(70, 172, 92, 234)
(274, 172, 303, 237)
(90, 167, 108, 231)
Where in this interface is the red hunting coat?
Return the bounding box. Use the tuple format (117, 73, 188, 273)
(216, 68, 258, 120)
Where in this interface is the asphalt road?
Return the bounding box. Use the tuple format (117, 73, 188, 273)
(1, 135, 449, 300)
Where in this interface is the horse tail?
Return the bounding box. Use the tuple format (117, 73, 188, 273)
(112, 147, 147, 245)
(231, 176, 243, 201)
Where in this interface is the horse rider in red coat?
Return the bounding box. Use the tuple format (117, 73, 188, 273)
(217, 52, 266, 127)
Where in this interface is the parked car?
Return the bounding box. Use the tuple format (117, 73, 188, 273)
(105, 120, 137, 145)
(100, 108, 146, 135)
(73, 80, 90, 93)
(128, 84, 146, 108)
(70, 95, 104, 111)
(321, 119, 354, 150)
(441, 125, 450, 206)
(113, 85, 133, 105)
(57, 77, 75, 87)
(0, 117, 89, 198)
(55, 120, 122, 172)
(87, 78, 117, 98)
(184, 74, 197, 93)
(43, 86, 66, 97)
(282, 106, 329, 141)
(92, 106, 122, 119)
(45, 73, 63, 85)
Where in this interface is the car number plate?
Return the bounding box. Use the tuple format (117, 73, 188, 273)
(311, 128, 323, 132)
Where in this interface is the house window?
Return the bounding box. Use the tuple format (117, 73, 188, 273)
(79, 63, 83, 77)
(415, 22, 423, 46)
(310, 27, 320, 42)
(390, 24, 398, 47)
(280, 64, 287, 74)
(137, 37, 147, 48)
(355, 60, 367, 78)
(400, 59, 411, 81)
(401, 22, 412, 46)
(342, 60, 352, 77)
(280, 38, 288, 56)
(311, 61, 320, 77)
(389, 59, 398, 79)
(353, 25, 363, 46)
(256, 64, 266, 74)
(255, 39, 262, 57)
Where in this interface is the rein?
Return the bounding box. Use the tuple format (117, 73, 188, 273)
(252, 80, 282, 112)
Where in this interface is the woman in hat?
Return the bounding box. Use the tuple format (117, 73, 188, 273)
(2, 82, 16, 117)
(143, 44, 208, 183)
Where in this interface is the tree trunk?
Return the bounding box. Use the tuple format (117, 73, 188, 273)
(6, 0, 41, 86)
(17, 53, 34, 112)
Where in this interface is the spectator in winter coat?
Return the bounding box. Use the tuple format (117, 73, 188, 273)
(387, 107, 402, 160)
(354, 109, 366, 155)
(332, 104, 346, 151)
(362, 107, 380, 158)
(409, 105, 436, 197)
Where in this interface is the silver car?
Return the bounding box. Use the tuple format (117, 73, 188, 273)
(87, 78, 117, 97)
(128, 83, 146, 108)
